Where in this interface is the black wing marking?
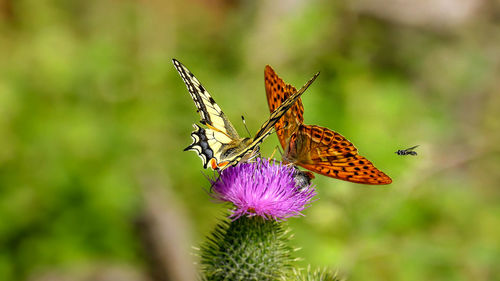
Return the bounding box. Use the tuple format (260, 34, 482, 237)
(184, 124, 214, 169)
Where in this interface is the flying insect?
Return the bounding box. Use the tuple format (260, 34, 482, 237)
(395, 145, 419, 156)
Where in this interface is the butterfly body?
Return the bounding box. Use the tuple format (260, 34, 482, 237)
(173, 59, 318, 170)
(395, 145, 419, 156)
(265, 66, 392, 185)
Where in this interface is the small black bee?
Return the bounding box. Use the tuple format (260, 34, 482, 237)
(396, 145, 419, 156)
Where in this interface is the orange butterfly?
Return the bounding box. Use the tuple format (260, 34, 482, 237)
(265, 66, 392, 185)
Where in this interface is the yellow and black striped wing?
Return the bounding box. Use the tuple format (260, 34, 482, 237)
(173, 59, 240, 169)
(172, 59, 239, 138)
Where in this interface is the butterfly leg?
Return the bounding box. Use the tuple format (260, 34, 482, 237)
(268, 145, 284, 161)
(239, 146, 261, 164)
(248, 147, 261, 163)
(268, 147, 277, 161)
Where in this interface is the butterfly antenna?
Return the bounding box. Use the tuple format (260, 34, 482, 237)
(241, 115, 252, 138)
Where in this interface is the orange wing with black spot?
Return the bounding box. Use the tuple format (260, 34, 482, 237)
(294, 125, 392, 185)
(265, 66, 392, 185)
(265, 65, 303, 150)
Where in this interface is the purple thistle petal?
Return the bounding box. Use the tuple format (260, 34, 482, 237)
(210, 158, 317, 221)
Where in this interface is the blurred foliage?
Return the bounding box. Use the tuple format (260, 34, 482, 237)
(1, 0, 500, 280)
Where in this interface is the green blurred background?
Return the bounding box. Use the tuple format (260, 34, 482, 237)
(1, 0, 500, 280)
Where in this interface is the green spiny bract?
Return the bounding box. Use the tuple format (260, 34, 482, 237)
(200, 216, 293, 281)
(283, 267, 342, 281)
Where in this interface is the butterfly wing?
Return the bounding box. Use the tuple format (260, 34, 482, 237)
(264, 65, 304, 149)
(222, 70, 320, 169)
(290, 125, 392, 185)
(173, 59, 241, 169)
(255, 70, 318, 142)
(172, 59, 239, 136)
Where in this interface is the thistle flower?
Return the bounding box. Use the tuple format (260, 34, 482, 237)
(211, 158, 316, 220)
